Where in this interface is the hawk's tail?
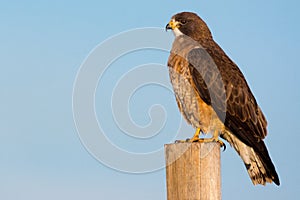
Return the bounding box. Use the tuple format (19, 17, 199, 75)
(221, 132, 280, 186)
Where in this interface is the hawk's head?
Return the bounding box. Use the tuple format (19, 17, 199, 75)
(166, 12, 212, 41)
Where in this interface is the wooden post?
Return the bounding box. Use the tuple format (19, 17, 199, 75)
(165, 142, 221, 200)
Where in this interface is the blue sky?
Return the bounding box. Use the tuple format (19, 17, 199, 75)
(1, 0, 300, 199)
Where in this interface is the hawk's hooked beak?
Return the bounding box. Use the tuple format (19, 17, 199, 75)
(165, 23, 172, 31)
(165, 20, 180, 31)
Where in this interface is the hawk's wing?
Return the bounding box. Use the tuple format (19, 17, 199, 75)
(187, 47, 267, 144)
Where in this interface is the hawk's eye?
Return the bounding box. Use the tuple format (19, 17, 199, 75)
(181, 20, 187, 25)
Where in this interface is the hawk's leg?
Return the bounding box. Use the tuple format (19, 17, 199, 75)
(189, 127, 201, 142)
(175, 128, 201, 143)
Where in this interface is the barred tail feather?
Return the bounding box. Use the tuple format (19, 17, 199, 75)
(221, 131, 280, 186)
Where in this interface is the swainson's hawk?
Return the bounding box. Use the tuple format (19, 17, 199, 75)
(166, 12, 279, 185)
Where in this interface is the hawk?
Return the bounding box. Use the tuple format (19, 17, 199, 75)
(166, 12, 280, 185)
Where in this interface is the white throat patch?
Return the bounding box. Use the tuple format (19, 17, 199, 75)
(173, 28, 184, 37)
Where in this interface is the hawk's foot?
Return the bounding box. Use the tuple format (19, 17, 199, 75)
(174, 128, 226, 151)
(180, 137, 226, 151)
(198, 137, 226, 151)
(174, 138, 190, 143)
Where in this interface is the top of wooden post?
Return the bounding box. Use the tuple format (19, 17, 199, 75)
(165, 142, 221, 200)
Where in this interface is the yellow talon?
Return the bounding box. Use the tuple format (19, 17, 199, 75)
(191, 137, 226, 151)
(189, 128, 201, 142)
(175, 128, 226, 151)
(175, 128, 201, 143)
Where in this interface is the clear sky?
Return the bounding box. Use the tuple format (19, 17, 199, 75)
(1, 0, 299, 199)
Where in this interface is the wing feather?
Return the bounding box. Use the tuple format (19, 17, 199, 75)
(187, 47, 267, 143)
